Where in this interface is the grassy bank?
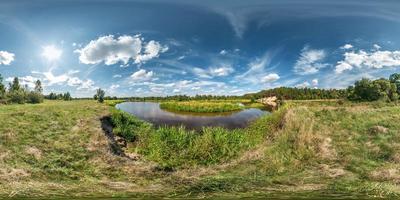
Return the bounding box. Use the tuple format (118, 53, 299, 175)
(111, 104, 286, 168)
(159, 101, 244, 113)
(1, 100, 400, 198)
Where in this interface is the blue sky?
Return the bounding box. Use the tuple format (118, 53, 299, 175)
(1, 0, 400, 97)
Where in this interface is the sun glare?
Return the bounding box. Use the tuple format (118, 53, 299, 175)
(42, 45, 62, 61)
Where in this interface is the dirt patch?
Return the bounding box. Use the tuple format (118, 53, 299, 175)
(319, 164, 346, 178)
(25, 146, 42, 160)
(319, 137, 337, 160)
(368, 125, 389, 135)
(370, 168, 400, 183)
(0, 168, 30, 181)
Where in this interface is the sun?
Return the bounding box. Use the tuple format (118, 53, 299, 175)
(42, 45, 62, 61)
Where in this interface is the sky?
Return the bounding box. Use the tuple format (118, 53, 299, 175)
(1, 0, 400, 97)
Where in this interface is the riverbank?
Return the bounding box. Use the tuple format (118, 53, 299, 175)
(1, 100, 400, 198)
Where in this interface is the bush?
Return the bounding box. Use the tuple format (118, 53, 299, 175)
(110, 109, 152, 142)
(27, 92, 44, 104)
(8, 90, 26, 104)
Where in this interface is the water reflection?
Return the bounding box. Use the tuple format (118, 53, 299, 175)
(116, 102, 269, 130)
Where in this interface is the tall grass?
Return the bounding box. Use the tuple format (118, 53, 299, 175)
(159, 101, 243, 113)
(111, 104, 289, 168)
(104, 99, 125, 106)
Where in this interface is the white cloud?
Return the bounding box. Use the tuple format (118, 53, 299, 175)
(219, 49, 227, 55)
(295, 81, 311, 88)
(0, 51, 15, 65)
(341, 44, 353, 50)
(130, 69, 154, 82)
(135, 40, 168, 63)
(312, 79, 318, 86)
(373, 44, 382, 50)
(335, 48, 400, 74)
(113, 74, 122, 78)
(194, 65, 234, 78)
(294, 47, 328, 75)
(6, 76, 38, 88)
(209, 66, 234, 76)
(173, 89, 180, 93)
(75, 35, 167, 65)
(33, 70, 96, 91)
(261, 73, 280, 83)
(110, 84, 120, 90)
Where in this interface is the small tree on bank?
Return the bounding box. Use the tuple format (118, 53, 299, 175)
(95, 88, 105, 103)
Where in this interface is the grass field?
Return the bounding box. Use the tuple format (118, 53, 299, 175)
(159, 101, 244, 113)
(1, 100, 400, 198)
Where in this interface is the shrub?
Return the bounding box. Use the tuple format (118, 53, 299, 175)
(8, 90, 26, 104)
(27, 92, 44, 104)
(110, 109, 151, 142)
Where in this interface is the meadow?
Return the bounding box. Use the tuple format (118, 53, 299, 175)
(1, 100, 400, 198)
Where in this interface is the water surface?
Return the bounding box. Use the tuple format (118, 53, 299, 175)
(116, 102, 268, 130)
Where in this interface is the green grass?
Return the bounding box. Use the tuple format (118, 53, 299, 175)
(104, 99, 125, 106)
(159, 101, 244, 113)
(111, 104, 286, 168)
(1, 99, 400, 198)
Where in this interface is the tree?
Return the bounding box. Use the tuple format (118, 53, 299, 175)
(63, 92, 72, 101)
(96, 88, 105, 103)
(9, 77, 21, 92)
(389, 73, 400, 94)
(0, 74, 5, 99)
(34, 80, 43, 93)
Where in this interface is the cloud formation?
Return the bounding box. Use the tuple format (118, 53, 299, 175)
(261, 73, 280, 83)
(130, 69, 154, 82)
(0, 51, 15, 65)
(33, 70, 96, 91)
(6, 76, 38, 88)
(294, 47, 327, 75)
(194, 65, 234, 78)
(75, 35, 168, 65)
(335, 47, 400, 73)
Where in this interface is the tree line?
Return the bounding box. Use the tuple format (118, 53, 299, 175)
(0, 75, 44, 104)
(246, 73, 400, 102)
(347, 73, 400, 102)
(0, 73, 73, 104)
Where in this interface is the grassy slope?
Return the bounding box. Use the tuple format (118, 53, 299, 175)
(1, 100, 400, 198)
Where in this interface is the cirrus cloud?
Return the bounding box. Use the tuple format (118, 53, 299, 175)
(294, 46, 328, 75)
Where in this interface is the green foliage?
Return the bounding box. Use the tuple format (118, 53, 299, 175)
(34, 80, 43, 93)
(0, 74, 5, 99)
(0, 75, 46, 104)
(246, 87, 346, 100)
(27, 91, 44, 104)
(8, 77, 21, 92)
(104, 99, 125, 106)
(8, 89, 26, 104)
(110, 109, 151, 142)
(348, 77, 398, 101)
(96, 88, 105, 103)
(160, 101, 243, 113)
(63, 92, 72, 101)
